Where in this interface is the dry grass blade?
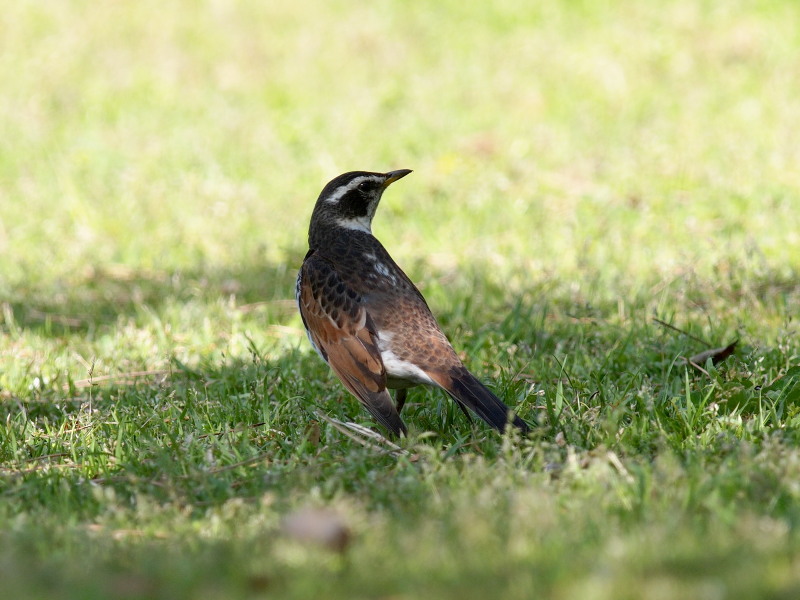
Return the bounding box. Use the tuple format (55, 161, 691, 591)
(606, 451, 634, 484)
(67, 370, 170, 389)
(314, 411, 408, 456)
(197, 422, 286, 439)
(236, 299, 297, 314)
(652, 317, 711, 347)
(27, 309, 86, 327)
(654, 318, 738, 372)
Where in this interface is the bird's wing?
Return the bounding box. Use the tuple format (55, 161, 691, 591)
(298, 253, 407, 436)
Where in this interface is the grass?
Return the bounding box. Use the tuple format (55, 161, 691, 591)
(1, 0, 800, 598)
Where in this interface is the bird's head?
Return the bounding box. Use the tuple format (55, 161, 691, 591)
(309, 169, 412, 238)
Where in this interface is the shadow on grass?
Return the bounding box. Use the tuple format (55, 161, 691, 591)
(4, 239, 797, 343)
(1, 249, 308, 337)
(3, 347, 514, 517)
(4, 248, 798, 460)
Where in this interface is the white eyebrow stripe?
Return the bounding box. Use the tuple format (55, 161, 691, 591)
(324, 176, 375, 204)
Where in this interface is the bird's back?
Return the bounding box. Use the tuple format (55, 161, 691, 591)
(310, 229, 461, 376)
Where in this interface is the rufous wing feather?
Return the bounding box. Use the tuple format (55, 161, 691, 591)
(298, 254, 407, 436)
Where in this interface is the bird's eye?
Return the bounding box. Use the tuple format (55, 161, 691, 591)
(357, 181, 372, 193)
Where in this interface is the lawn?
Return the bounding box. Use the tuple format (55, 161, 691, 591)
(2, 1, 800, 598)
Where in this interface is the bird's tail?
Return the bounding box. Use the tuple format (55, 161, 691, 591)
(431, 367, 529, 434)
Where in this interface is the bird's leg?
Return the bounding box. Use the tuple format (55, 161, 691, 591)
(395, 388, 407, 414)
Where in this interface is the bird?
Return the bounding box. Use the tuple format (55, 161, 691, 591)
(296, 169, 529, 437)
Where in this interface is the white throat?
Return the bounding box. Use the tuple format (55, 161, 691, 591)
(335, 216, 372, 233)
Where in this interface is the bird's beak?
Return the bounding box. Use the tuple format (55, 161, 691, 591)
(382, 169, 413, 188)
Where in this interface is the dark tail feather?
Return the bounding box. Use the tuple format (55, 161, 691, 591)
(435, 368, 529, 434)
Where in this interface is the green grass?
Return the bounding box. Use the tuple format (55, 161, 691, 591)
(2, 0, 800, 598)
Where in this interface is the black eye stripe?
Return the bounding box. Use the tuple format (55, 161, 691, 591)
(339, 189, 370, 217)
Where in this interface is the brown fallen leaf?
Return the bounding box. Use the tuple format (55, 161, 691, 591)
(688, 340, 738, 369)
(282, 508, 352, 553)
(304, 421, 321, 446)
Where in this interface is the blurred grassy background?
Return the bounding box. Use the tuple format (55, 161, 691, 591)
(1, 1, 800, 598)
(2, 0, 798, 277)
(2, 0, 798, 383)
